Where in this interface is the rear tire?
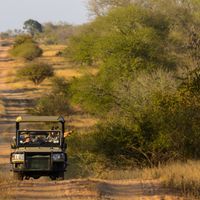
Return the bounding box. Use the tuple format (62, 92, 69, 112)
(13, 172, 23, 180)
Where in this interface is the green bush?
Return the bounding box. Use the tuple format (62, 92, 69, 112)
(13, 35, 34, 47)
(29, 76, 71, 116)
(10, 35, 43, 60)
(51, 76, 69, 96)
(29, 93, 71, 116)
(66, 131, 106, 178)
(10, 42, 43, 61)
(17, 61, 54, 85)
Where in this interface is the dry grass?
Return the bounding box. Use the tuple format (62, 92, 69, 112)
(160, 161, 200, 198)
(0, 100, 5, 114)
(0, 43, 98, 131)
(0, 171, 15, 200)
(98, 161, 200, 199)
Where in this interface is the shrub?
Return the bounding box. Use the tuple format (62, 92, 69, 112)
(29, 76, 71, 116)
(10, 42, 43, 61)
(17, 61, 54, 85)
(66, 131, 106, 178)
(29, 93, 71, 116)
(51, 76, 69, 96)
(92, 122, 143, 166)
(9, 35, 43, 60)
(13, 34, 34, 47)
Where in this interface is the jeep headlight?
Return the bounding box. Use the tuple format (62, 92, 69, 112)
(12, 153, 24, 163)
(52, 153, 65, 161)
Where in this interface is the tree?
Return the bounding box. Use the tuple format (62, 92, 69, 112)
(88, 0, 133, 16)
(23, 19, 43, 36)
(37, 22, 75, 45)
(17, 61, 54, 85)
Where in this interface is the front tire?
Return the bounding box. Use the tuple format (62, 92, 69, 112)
(50, 172, 64, 180)
(57, 171, 64, 180)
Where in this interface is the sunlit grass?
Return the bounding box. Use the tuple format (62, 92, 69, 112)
(97, 161, 200, 199)
(41, 44, 66, 57)
(0, 100, 5, 114)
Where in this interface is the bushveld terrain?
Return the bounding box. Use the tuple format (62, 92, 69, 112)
(0, 38, 190, 200)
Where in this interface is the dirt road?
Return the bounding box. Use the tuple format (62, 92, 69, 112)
(0, 43, 185, 200)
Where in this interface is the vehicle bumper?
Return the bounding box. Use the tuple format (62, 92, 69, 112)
(11, 152, 67, 172)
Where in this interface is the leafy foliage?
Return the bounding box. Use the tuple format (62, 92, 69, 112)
(29, 77, 71, 116)
(23, 19, 43, 36)
(30, 93, 71, 116)
(88, 0, 132, 16)
(36, 22, 75, 45)
(66, 5, 175, 70)
(66, 1, 200, 167)
(10, 35, 43, 60)
(17, 61, 54, 85)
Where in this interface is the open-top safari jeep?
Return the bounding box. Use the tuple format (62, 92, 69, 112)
(10, 116, 67, 180)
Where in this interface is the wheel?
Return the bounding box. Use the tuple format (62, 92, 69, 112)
(33, 176, 40, 179)
(24, 176, 30, 180)
(13, 172, 23, 180)
(57, 171, 64, 180)
(50, 172, 64, 181)
(50, 174, 56, 180)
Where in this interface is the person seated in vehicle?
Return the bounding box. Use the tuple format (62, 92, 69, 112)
(35, 135, 46, 144)
(47, 132, 59, 143)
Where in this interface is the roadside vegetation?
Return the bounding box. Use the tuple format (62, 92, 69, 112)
(65, 1, 200, 198)
(65, 0, 200, 167)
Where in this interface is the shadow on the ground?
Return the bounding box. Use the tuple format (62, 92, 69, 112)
(0, 88, 37, 94)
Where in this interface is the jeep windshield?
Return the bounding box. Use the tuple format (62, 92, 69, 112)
(17, 130, 61, 147)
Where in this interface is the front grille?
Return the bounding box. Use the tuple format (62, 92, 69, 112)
(26, 153, 50, 170)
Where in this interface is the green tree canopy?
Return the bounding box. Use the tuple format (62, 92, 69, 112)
(23, 19, 43, 36)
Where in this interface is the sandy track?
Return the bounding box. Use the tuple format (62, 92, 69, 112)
(0, 179, 184, 200)
(0, 43, 185, 200)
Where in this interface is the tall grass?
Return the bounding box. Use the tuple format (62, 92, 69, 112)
(98, 161, 200, 198)
(161, 161, 200, 198)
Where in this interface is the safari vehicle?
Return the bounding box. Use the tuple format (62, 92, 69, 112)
(10, 116, 67, 180)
